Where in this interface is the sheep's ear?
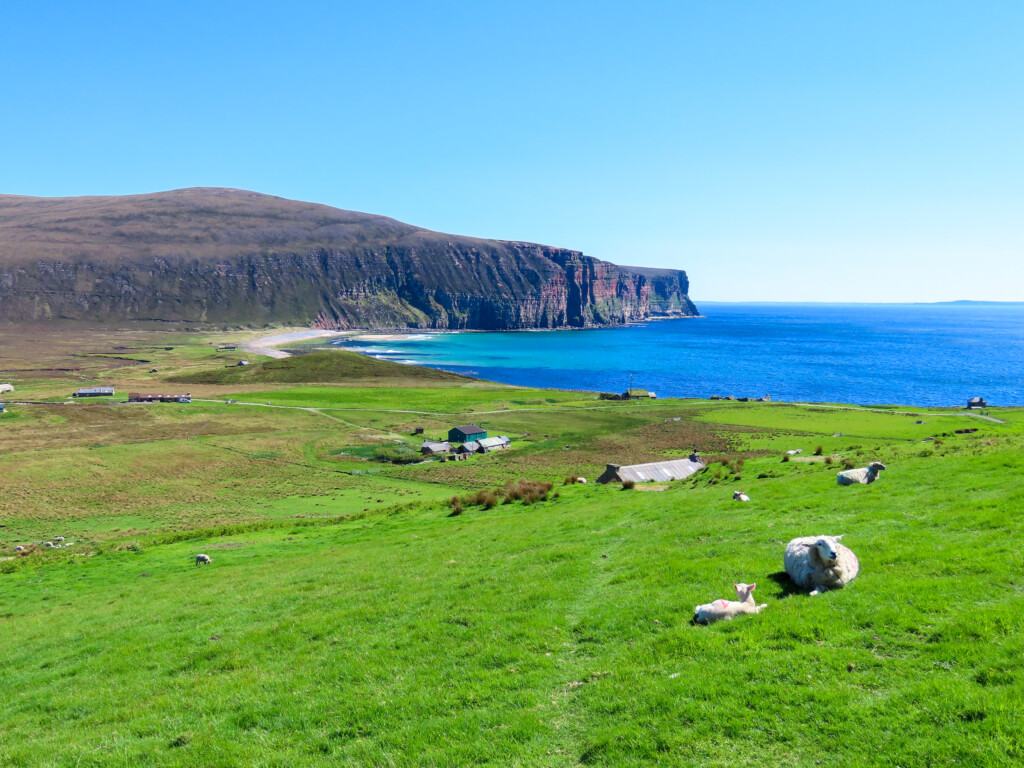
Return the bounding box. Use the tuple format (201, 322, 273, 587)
(835, 534, 845, 540)
(801, 542, 814, 548)
(749, 583, 756, 590)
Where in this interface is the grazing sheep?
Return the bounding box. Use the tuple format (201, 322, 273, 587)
(195, 554, 212, 566)
(837, 461, 886, 485)
(785, 449, 803, 456)
(784, 535, 860, 595)
(733, 491, 750, 502)
(694, 583, 767, 625)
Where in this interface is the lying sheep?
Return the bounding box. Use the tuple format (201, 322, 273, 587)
(837, 461, 886, 485)
(54, 536, 65, 542)
(15, 545, 25, 552)
(195, 554, 212, 566)
(785, 449, 803, 456)
(576, 477, 587, 484)
(784, 535, 859, 595)
(733, 491, 750, 502)
(44, 541, 55, 548)
(693, 583, 767, 625)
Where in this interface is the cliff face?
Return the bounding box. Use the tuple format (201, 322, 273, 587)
(0, 188, 698, 329)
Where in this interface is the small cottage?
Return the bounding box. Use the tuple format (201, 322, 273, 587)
(967, 397, 986, 409)
(420, 440, 452, 456)
(622, 388, 655, 400)
(72, 387, 115, 397)
(448, 424, 486, 443)
(477, 436, 511, 453)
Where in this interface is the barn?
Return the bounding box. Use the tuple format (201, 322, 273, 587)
(448, 424, 487, 443)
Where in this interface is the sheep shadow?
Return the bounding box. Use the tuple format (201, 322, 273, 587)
(767, 570, 804, 600)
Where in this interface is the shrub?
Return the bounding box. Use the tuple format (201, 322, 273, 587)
(448, 496, 463, 517)
(504, 479, 553, 504)
(934, 438, 944, 446)
(814, 445, 824, 456)
(824, 456, 833, 465)
(781, 454, 790, 463)
(621, 480, 635, 490)
(372, 444, 420, 464)
(842, 458, 856, 469)
(564, 475, 578, 486)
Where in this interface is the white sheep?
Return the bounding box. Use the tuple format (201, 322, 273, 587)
(44, 541, 55, 548)
(733, 491, 750, 502)
(576, 477, 587, 484)
(784, 535, 860, 595)
(54, 536, 65, 542)
(837, 461, 886, 485)
(195, 554, 212, 566)
(15, 545, 25, 552)
(785, 449, 803, 456)
(693, 582, 767, 625)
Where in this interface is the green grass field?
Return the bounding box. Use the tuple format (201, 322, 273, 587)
(1, 329, 1021, 766)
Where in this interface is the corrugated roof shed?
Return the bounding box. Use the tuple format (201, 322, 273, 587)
(420, 440, 452, 454)
(477, 436, 510, 451)
(596, 457, 705, 484)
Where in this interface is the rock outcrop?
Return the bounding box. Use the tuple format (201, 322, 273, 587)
(0, 188, 698, 329)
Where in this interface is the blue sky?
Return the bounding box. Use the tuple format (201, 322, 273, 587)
(1, 2, 1021, 302)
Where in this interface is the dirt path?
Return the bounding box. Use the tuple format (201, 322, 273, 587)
(789, 402, 1007, 424)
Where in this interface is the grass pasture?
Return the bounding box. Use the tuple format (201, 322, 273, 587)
(0, 325, 1021, 766)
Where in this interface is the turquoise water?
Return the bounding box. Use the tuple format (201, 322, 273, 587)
(334, 303, 1024, 406)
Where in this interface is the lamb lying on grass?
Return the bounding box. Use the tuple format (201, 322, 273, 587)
(733, 491, 750, 502)
(837, 461, 886, 485)
(693, 583, 767, 625)
(195, 554, 212, 566)
(784, 535, 859, 595)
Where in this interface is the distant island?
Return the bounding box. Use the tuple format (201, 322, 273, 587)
(0, 188, 698, 330)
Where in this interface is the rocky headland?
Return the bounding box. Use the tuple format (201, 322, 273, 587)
(0, 187, 698, 329)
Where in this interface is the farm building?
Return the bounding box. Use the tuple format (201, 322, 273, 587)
(0, 383, 13, 394)
(237, 360, 251, 367)
(967, 397, 987, 409)
(596, 456, 705, 484)
(128, 393, 192, 403)
(217, 344, 238, 350)
(457, 436, 511, 454)
(622, 388, 656, 400)
(0, 403, 5, 413)
(72, 387, 115, 397)
(448, 424, 487, 443)
(420, 440, 452, 456)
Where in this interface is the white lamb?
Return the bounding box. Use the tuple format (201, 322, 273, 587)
(693, 582, 767, 625)
(785, 449, 803, 456)
(733, 491, 750, 502)
(837, 461, 886, 485)
(784, 535, 860, 595)
(195, 554, 212, 566)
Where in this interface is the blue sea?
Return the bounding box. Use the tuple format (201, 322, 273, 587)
(334, 303, 1024, 407)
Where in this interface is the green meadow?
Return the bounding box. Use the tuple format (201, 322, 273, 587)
(1, 334, 1021, 767)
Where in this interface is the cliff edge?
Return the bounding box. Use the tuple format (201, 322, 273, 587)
(0, 188, 698, 329)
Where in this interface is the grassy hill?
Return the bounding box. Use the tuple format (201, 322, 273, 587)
(0, 330, 1021, 767)
(168, 350, 473, 386)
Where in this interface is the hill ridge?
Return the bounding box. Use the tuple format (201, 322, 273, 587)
(0, 187, 698, 330)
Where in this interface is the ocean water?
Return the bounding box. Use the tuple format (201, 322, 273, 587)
(334, 303, 1024, 407)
